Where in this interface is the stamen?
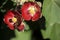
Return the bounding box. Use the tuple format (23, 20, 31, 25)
(28, 6, 36, 16)
(12, 17, 17, 23)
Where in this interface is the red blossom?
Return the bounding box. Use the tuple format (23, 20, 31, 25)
(21, 2, 41, 21)
(3, 10, 24, 31)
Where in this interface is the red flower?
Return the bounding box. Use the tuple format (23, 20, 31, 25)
(3, 10, 24, 31)
(21, 2, 41, 21)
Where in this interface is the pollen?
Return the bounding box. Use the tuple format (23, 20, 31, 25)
(12, 17, 17, 23)
(28, 6, 36, 16)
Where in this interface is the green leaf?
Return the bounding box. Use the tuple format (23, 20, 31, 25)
(23, 21, 30, 31)
(50, 23, 60, 40)
(42, 0, 60, 40)
(10, 30, 32, 40)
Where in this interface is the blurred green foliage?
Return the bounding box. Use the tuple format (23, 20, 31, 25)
(42, 0, 60, 40)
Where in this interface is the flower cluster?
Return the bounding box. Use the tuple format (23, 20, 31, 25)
(3, 2, 42, 31)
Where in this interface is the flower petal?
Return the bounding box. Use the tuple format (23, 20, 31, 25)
(17, 22, 24, 31)
(8, 24, 14, 30)
(22, 13, 32, 21)
(32, 12, 40, 21)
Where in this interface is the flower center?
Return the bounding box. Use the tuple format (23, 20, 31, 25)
(28, 6, 36, 16)
(12, 17, 17, 23)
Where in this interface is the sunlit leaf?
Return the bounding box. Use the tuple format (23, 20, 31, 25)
(11, 30, 31, 40)
(42, 0, 60, 40)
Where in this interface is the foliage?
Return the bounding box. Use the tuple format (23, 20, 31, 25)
(42, 0, 60, 40)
